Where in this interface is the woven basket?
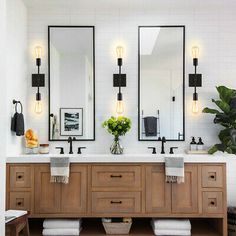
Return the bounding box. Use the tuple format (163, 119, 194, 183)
(102, 222, 132, 235)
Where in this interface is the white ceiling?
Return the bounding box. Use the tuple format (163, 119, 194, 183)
(22, 0, 235, 10)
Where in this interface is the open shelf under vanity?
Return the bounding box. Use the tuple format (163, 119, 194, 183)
(28, 218, 223, 236)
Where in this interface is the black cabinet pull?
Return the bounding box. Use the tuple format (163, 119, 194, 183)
(110, 201, 122, 204)
(17, 202, 22, 206)
(18, 175, 22, 179)
(210, 175, 215, 179)
(210, 201, 215, 205)
(110, 175, 122, 178)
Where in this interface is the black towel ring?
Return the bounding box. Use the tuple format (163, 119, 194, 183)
(13, 99, 23, 113)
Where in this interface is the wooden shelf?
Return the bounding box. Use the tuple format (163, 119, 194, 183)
(28, 218, 223, 236)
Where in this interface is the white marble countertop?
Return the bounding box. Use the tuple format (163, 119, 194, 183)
(6, 153, 233, 163)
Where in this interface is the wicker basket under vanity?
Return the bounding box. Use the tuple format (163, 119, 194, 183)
(102, 222, 132, 235)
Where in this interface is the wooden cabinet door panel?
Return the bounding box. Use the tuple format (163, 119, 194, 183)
(10, 165, 31, 190)
(202, 191, 223, 214)
(61, 165, 87, 213)
(9, 192, 31, 211)
(202, 165, 223, 188)
(172, 165, 198, 213)
(92, 165, 141, 188)
(34, 165, 60, 213)
(146, 165, 171, 213)
(92, 192, 141, 214)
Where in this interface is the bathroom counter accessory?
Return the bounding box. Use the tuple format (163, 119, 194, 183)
(6, 153, 229, 163)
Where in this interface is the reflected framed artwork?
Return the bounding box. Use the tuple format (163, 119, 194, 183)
(60, 108, 83, 136)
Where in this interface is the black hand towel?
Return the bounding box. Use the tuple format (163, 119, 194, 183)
(11, 112, 25, 136)
(16, 113, 25, 136)
(144, 116, 157, 137)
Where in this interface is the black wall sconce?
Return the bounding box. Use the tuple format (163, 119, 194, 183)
(189, 46, 202, 114)
(32, 46, 45, 114)
(113, 46, 126, 115)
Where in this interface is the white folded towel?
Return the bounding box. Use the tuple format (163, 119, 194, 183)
(42, 228, 81, 236)
(153, 229, 191, 236)
(151, 219, 191, 230)
(43, 219, 82, 229)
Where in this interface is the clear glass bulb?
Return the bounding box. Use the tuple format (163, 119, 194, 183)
(192, 100, 199, 114)
(35, 46, 42, 58)
(35, 100, 43, 114)
(192, 46, 199, 59)
(116, 100, 124, 115)
(116, 46, 124, 58)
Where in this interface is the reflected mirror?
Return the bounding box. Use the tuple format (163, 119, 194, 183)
(49, 26, 95, 141)
(138, 26, 185, 141)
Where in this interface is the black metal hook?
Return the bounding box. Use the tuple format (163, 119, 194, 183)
(13, 100, 23, 113)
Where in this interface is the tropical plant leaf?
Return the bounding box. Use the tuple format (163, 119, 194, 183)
(202, 107, 220, 114)
(218, 128, 231, 142)
(212, 99, 230, 113)
(208, 145, 218, 154)
(216, 86, 236, 104)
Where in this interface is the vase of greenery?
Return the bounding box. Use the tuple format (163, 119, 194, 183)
(102, 116, 131, 154)
(203, 86, 236, 154)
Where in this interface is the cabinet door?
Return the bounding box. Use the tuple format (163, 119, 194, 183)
(172, 165, 198, 213)
(34, 165, 60, 214)
(146, 165, 171, 213)
(61, 165, 87, 213)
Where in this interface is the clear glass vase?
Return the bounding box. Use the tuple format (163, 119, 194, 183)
(110, 138, 123, 155)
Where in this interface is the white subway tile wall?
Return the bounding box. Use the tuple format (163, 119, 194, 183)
(24, 3, 236, 204)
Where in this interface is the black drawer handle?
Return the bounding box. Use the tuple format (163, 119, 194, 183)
(18, 175, 22, 179)
(17, 202, 22, 206)
(110, 175, 122, 178)
(210, 175, 215, 179)
(110, 201, 122, 204)
(210, 201, 215, 206)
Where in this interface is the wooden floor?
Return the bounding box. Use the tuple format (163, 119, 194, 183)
(25, 218, 221, 236)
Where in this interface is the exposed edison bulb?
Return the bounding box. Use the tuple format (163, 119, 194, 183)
(192, 46, 199, 59)
(35, 100, 43, 114)
(192, 100, 199, 114)
(35, 46, 42, 59)
(116, 46, 124, 58)
(116, 100, 124, 115)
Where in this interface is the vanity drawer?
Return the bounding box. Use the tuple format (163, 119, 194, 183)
(92, 192, 141, 213)
(202, 191, 223, 214)
(202, 165, 223, 188)
(9, 192, 31, 211)
(91, 165, 141, 188)
(10, 165, 32, 190)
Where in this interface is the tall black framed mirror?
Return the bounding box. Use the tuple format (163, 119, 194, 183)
(48, 26, 95, 141)
(138, 26, 185, 141)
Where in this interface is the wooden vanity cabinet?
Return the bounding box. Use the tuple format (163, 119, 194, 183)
(6, 162, 227, 234)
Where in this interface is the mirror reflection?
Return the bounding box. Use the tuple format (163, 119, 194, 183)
(139, 26, 185, 141)
(49, 26, 95, 141)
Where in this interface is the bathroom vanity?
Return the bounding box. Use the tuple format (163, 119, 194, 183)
(6, 154, 227, 235)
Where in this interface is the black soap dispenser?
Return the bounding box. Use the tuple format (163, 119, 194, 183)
(197, 137, 204, 150)
(190, 137, 197, 151)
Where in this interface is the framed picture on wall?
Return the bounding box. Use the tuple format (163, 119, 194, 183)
(60, 108, 83, 136)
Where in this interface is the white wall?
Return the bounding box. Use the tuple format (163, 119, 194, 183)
(0, 0, 7, 233)
(6, 0, 28, 155)
(25, 3, 236, 204)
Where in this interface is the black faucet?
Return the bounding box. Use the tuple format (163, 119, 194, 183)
(158, 136, 166, 154)
(68, 137, 76, 154)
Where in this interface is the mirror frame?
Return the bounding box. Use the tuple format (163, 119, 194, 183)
(48, 25, 95, 141)
(138, 25, 185, 141)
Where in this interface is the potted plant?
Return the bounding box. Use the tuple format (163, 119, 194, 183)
(102, 116, 131, 154)
(202, 86, 236, 154)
